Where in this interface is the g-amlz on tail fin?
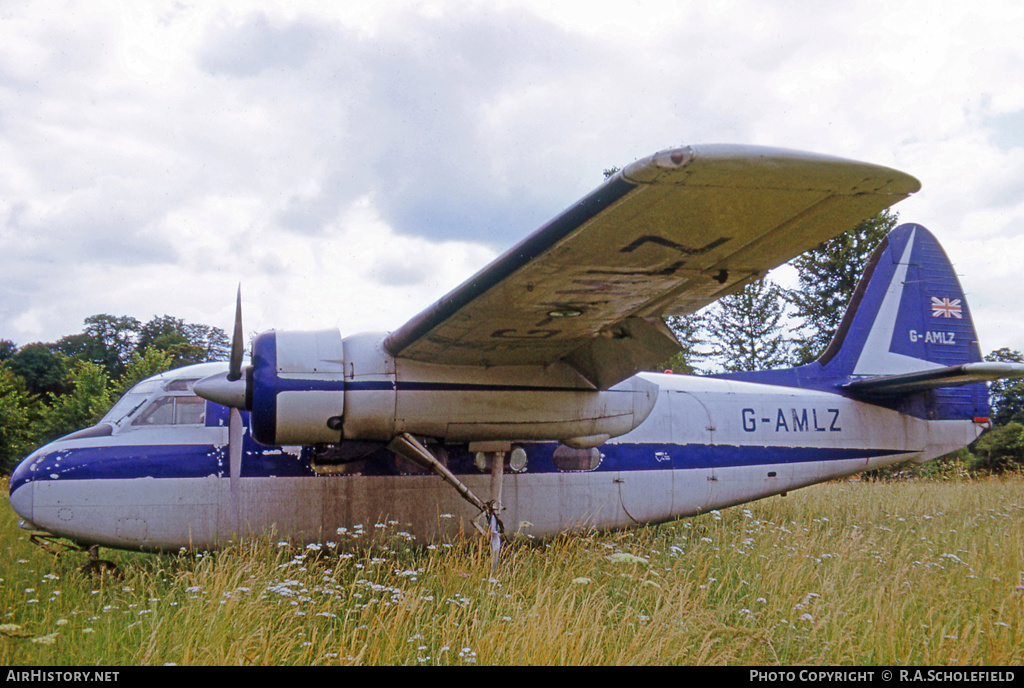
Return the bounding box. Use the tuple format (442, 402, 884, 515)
(815, 223, 1024, 420)
(819, 223, 980, 377)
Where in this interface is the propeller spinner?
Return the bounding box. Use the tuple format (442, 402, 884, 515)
(193, 288, 249, 409)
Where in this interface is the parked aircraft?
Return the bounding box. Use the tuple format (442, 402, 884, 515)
(10, 145, 1024, 560)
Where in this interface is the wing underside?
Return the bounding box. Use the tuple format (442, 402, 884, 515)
(384, 144, 921, 389)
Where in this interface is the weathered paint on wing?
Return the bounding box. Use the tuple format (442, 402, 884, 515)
(384, 145, 921, 389)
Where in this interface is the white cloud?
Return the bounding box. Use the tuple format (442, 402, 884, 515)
(1, 0, 1023, 359)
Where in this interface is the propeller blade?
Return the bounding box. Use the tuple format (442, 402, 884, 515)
(228, 285, 244, 382)
(490, 513, 502, 572)
(229, 406, 243, 533)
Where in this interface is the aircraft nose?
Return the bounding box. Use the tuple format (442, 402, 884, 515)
(8, 457, 35, 528)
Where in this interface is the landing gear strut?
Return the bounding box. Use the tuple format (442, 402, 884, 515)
(83, 545, 120, 577)
(388, 433, 506, 570)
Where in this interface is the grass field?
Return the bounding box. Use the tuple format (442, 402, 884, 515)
(1, 474, 1022, 666)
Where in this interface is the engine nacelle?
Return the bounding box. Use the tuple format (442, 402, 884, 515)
(249, 330, 660, 448)
(250, 329, 346, 446)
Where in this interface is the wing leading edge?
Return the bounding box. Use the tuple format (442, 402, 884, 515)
(384, 144, 921, 389)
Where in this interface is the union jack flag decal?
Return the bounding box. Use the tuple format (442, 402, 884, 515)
(931, 297, 962, 318)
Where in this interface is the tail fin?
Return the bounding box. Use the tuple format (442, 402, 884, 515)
(817, 223, 982, 378)
(719, 223, 1024, 419)
(814, 223, 1014, 421)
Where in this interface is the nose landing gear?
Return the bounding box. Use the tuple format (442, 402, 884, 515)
(29, 533, 121, 578)
(82, 545, 120, 577)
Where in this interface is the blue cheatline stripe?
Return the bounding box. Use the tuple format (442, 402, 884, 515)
(345, 380, 624, 393)
(11, 440, 909, 489)
(261, 378, 630, 394)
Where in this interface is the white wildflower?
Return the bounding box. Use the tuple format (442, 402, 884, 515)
(607, 553, 649, 565)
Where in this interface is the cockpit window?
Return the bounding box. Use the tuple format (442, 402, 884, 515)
(164, 378, 199, 392)
(131, 395, 206, 426)
(102, 392, 153, 427)
(134, 396, 174, 425)
(127, 379, 164, 395)
(101, 378, 169, 426)
(176, 396, 206, 424)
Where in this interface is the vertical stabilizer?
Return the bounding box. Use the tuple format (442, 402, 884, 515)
(809, 223, 991, 421)
(816, 223, 982, 378)
(718, 223, 993, 420)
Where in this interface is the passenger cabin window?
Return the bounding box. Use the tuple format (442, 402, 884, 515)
(552, 445, 602, 472)
(132, 395, 206, 426)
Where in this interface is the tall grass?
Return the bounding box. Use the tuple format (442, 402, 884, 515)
(2, 475, 1022, 665)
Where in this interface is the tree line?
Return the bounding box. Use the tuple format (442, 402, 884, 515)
(1, 314, 228, 471)
(2, 211, 1022, 475)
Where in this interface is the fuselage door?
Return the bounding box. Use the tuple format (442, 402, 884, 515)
(668, 389, 716, 515)
(615, 387, 714, 524)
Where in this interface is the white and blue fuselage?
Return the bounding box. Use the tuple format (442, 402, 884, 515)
(7, 360, 982, 551)
(7, 150, 1017, 554)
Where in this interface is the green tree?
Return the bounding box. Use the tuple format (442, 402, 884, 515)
(137, 315, 228, 365)
(706, 278, 791, 372)
(76, 314, 143, 377)
(6, 342, 71, 396)
(31, 361, 113, 444)
(984, 348, 1024, 425)
(112, 347, 175, 399)
(0, 339, 16, 362)
(0, 366, 39, 472)
(663, 312, 709, 374)
(785, 210, 898, 364)
(971, 422, 1024, 473)
(183, 323, 230, 361)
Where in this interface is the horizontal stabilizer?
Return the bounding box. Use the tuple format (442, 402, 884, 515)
(843, 362, 1024, 398)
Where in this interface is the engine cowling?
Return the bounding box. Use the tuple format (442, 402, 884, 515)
(249, 329, 346, 446)
(246, 330, 660, 448)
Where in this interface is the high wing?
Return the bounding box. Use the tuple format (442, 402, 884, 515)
(384, 144, 921, 389)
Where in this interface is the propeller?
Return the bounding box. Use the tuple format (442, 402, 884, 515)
(227, 286, 245, 534)
(228, 286, 245, 382)
(194, 286, 248, 534)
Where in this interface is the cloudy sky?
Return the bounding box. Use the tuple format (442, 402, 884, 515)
(3, 0, 1024, 358)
